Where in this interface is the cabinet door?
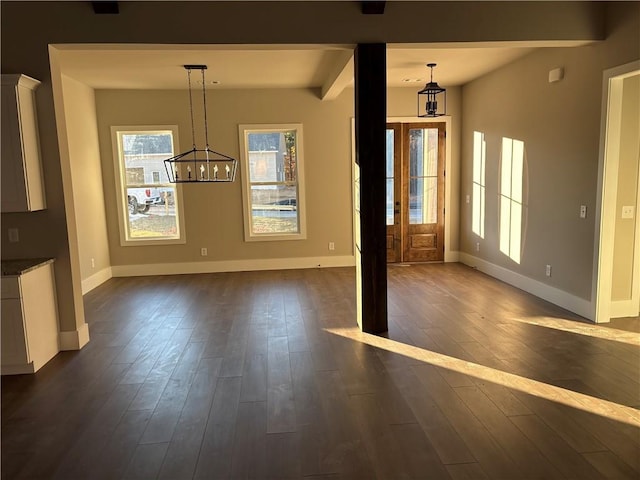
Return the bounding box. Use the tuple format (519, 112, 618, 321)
(1, 85, 30, 212)
(1, 75, 45, 212)
(1, 298, 29, 366)
(21, 264, 59, 371)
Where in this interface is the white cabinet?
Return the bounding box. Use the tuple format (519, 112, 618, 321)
(1, 261, 59, 374)
(1, 74, 46, 212)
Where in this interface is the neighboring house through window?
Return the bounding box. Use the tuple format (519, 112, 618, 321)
(239, 124, 306, 241)
(111, 126, 185, 245)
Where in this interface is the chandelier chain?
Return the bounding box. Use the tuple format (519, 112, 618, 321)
(187, 68, 196, 149)
(201, 68, 210, 148)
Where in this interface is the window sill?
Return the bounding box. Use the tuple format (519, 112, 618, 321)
(120, 237, 186, 247)
(244, 232, 307, 242)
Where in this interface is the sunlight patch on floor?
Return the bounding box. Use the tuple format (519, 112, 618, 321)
(508, 316, 640, 346)
(325, 327, 640, 427)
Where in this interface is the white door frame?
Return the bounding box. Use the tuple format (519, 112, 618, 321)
(592, 60, 640, 323)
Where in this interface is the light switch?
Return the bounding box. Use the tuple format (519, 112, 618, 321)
(8, 228, 19, 243)
(580, 205, 587, 219)
(622, 205, 635, 219)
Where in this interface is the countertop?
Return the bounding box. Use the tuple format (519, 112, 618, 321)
(1, 258, 55, 276)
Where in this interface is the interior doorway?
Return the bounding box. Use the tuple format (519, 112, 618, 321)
(594, 61, 640, 323)
(386, 122, 446, 263)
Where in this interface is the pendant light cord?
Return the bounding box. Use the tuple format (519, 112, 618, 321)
(201, 68, 210, 149)
(187, 68, 197, 149)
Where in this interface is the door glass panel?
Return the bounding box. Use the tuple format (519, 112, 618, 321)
(409, 177, 437, 224)
(409, 128, 438, 224)
(386, 179, 394, 225)
(386, 129, 395, 226)
(386, 129, 394, 177)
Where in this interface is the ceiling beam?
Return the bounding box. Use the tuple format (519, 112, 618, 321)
(320, 51, 354, 101)
(91, 2, 119, 14)
(361, 1, 386, 15)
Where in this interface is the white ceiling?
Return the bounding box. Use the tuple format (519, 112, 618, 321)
(55, 43, 542, 93)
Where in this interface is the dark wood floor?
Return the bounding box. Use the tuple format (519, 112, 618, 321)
(2, 263, 639, 479)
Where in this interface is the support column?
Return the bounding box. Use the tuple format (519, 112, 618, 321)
(354, 43, 388, 334)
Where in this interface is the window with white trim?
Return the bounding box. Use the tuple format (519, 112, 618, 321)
(111, 126, 185, 245)
(239, 124, 306, 241)
(499, 137, 524, 264)
(472, 131, 486, 238)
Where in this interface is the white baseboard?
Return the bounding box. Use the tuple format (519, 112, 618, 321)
(1, 362, 35, 375)
(445, 250, 460, 262)
(59, 322, 90, 351)
(610, 299, 639, 318)
(459, 252, 593, 320)
(111, 255, 356, 277)
(81, 267, 113, 295)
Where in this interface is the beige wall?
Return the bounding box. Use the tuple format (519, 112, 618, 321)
(92, 86, 461, 269)
(611, 74, 640, 301)
(61, 75, 111, 281)
(0, 1, 621, 335)
(460, 2, 640, 300)
(96, 88, 355, 265)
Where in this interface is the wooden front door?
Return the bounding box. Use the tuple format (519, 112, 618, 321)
(386, 122, 445, 263)
(386, 124, 401, 263)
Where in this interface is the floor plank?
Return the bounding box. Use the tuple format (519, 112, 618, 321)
(1, 264, 638, 480)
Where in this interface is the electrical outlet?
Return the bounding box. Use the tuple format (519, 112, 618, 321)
(545, 264, 552, 277)
(200, 247, 208, 256)
(466, 194, 470, 204)
(91, 258, 95, 269)
(622, 205, 635, 219)
(476, 242, 480, 252)
(328, 242, 335, 251)
(580, 205, 587, 219)
(8, 228, 19, 243)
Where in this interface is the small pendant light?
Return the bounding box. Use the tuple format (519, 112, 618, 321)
(164, 65, 237, 183)
(417, 63, 446, 117)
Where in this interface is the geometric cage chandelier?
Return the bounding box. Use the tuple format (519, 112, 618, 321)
(417, 63, 446, 117)
(164, 65, 238, 183)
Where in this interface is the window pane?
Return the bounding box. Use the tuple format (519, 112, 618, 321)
(121, 133, 173, 185)
(251, 185, 298, 234)
(127, 186, 178, 239)
(241, 125, 305, 240)
(247, 131, 296, 183)
(116, 129, 182, 243)
(386, 178, 394, 226)
(386, 129, 394, 178)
